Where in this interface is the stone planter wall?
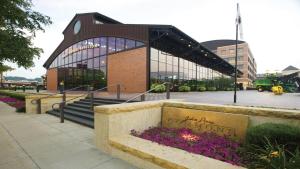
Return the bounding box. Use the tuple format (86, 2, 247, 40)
(25, 94, 87, 114)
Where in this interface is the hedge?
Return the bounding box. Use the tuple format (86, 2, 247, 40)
(0, 90, 27, 100)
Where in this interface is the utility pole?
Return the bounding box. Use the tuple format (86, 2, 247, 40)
(234, 3, 241, 103)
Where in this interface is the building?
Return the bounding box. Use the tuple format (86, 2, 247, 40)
(43, 13, 240, 93)
(282, 65, 299, 76)
(201, 40, 257, 89)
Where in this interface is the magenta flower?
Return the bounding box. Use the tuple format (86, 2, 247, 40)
(131, 127, 242, 166)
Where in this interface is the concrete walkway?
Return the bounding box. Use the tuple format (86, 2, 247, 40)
(0, 102, 138, 169)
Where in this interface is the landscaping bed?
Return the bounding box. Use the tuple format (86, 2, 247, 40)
(0, 91, 26, 112)
(131, 124, 300, 169)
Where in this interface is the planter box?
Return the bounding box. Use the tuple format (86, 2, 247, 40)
(94, 101, 300, 169)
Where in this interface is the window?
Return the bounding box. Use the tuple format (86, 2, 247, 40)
(136, 41, 144, 47)
(100, 37, 107, 55)
(100, 56, 106, 67)
(238, 48, 243, 54)
(151, 48, 158, 61)
(116, 38, 125, 51)
(87, 39, 94, 59)
(125, 39, 135, 49)
(221, 50, 226, 55)
(108, 37, 116, 53)
(94, 57, 100, 68)
(159, 52, 166, 63)
(94, 38, 100, 57)
(229, 49, 235, 54)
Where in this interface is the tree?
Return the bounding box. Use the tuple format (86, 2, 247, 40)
(0, 64, 14, 87)
(0, 0, 52, 68)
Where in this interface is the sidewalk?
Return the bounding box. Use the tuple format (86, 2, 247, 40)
(0, 102, 138, 169)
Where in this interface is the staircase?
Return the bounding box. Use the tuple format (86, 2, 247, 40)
(46, 98, 131, 128)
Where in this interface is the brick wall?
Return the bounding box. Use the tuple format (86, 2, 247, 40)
(46, 69, 58, 91)
(107, 47, 147, 93)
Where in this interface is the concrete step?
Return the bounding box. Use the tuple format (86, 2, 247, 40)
(64, 105, 93, 114)
(47, 110, 94, 128)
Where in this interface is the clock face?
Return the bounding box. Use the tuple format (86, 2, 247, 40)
(74, 20, 81, 34)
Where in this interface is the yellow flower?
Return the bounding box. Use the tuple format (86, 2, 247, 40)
(270, 151, 279, 158)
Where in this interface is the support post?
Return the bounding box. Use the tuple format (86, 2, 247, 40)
(60, 92, 66, 123)
(60, 103, 64, 123)
(234, 23, 238, 103)
(37, 99, 41, 114)
(116, 84, 121, 100)
(90, 92, 94, 110)
(141, 94, 145, 101)
(166, 83, 170, 99)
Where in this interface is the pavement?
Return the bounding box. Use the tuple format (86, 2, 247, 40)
(169, 90, 300, 110)
(0, 102, 138, 169)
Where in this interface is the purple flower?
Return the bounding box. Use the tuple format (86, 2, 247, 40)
(131, 127, 243, 166)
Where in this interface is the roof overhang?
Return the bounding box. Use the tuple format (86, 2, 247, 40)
(149, 26, 243, 77)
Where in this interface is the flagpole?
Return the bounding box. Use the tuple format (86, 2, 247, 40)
(234, 3, 239, 103)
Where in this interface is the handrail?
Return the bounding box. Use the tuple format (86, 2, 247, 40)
(51, 84, 122, 110)
(31, 85, 86, 104)
(124, 82, 168, 103)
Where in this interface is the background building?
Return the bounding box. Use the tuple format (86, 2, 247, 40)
(44, 13, 240, 92)
(201, 40, 257, 89)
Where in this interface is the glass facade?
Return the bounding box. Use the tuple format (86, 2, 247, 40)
(49, 37, 145, 89)
(150, 48, 228, 84)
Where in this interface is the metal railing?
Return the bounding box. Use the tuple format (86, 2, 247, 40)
(51, 84, 122, 123)
(124, 82, 171, 103)
(30, 85, 86, 114)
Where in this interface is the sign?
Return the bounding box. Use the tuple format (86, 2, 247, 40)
(162, 107, 249, 141)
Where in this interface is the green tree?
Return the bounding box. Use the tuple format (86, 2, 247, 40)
(0, 0, 52, 68)
(0, 64, 14, 87)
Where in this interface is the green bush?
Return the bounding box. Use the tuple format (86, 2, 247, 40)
(150, 83, 166, 93)
(0, 90, 27, 100)
(226, 87, 234, 91)
(207, 87, 217, 91)
(16, 107, 26, 113)
(178, 85, 191, 92)
(246, 123, 300, 149)
(197, 86, 206, 92)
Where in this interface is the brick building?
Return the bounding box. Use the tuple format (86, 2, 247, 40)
(44, 13, 240, 92)
(201, 40, 257, 89)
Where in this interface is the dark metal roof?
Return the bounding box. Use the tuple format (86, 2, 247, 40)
(149, 27, 243, 76)
(201, 39, 245, 51)
(282, 65, 299, 71)
(62, 12, 122, 34)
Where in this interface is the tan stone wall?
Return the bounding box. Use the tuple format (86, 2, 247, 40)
(25, 94, 87, 114)
(107, 47, 147, 93)
(94, 101, 247, 169)
(46, 68, 58, 91)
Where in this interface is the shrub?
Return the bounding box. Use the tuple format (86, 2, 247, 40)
(150, 83, 166, 93)
(16, 107, 26, 113)
(226, 88, 234, 91)
(178, 85, 191, 92)
(207, 87, 217, 91)
(197, 86, 206, 92)
(240, 138, 300, 169)
(246, 123, 300, 149)
(0, 90, 26, 100)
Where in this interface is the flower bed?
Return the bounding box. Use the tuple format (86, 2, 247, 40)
(131, 127, 242, 166)
(0, 96, 25, 112)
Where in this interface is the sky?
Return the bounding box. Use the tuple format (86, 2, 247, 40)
(5, 0, 300, 78)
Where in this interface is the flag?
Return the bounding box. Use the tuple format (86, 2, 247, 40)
(236, 3, 243, 39)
